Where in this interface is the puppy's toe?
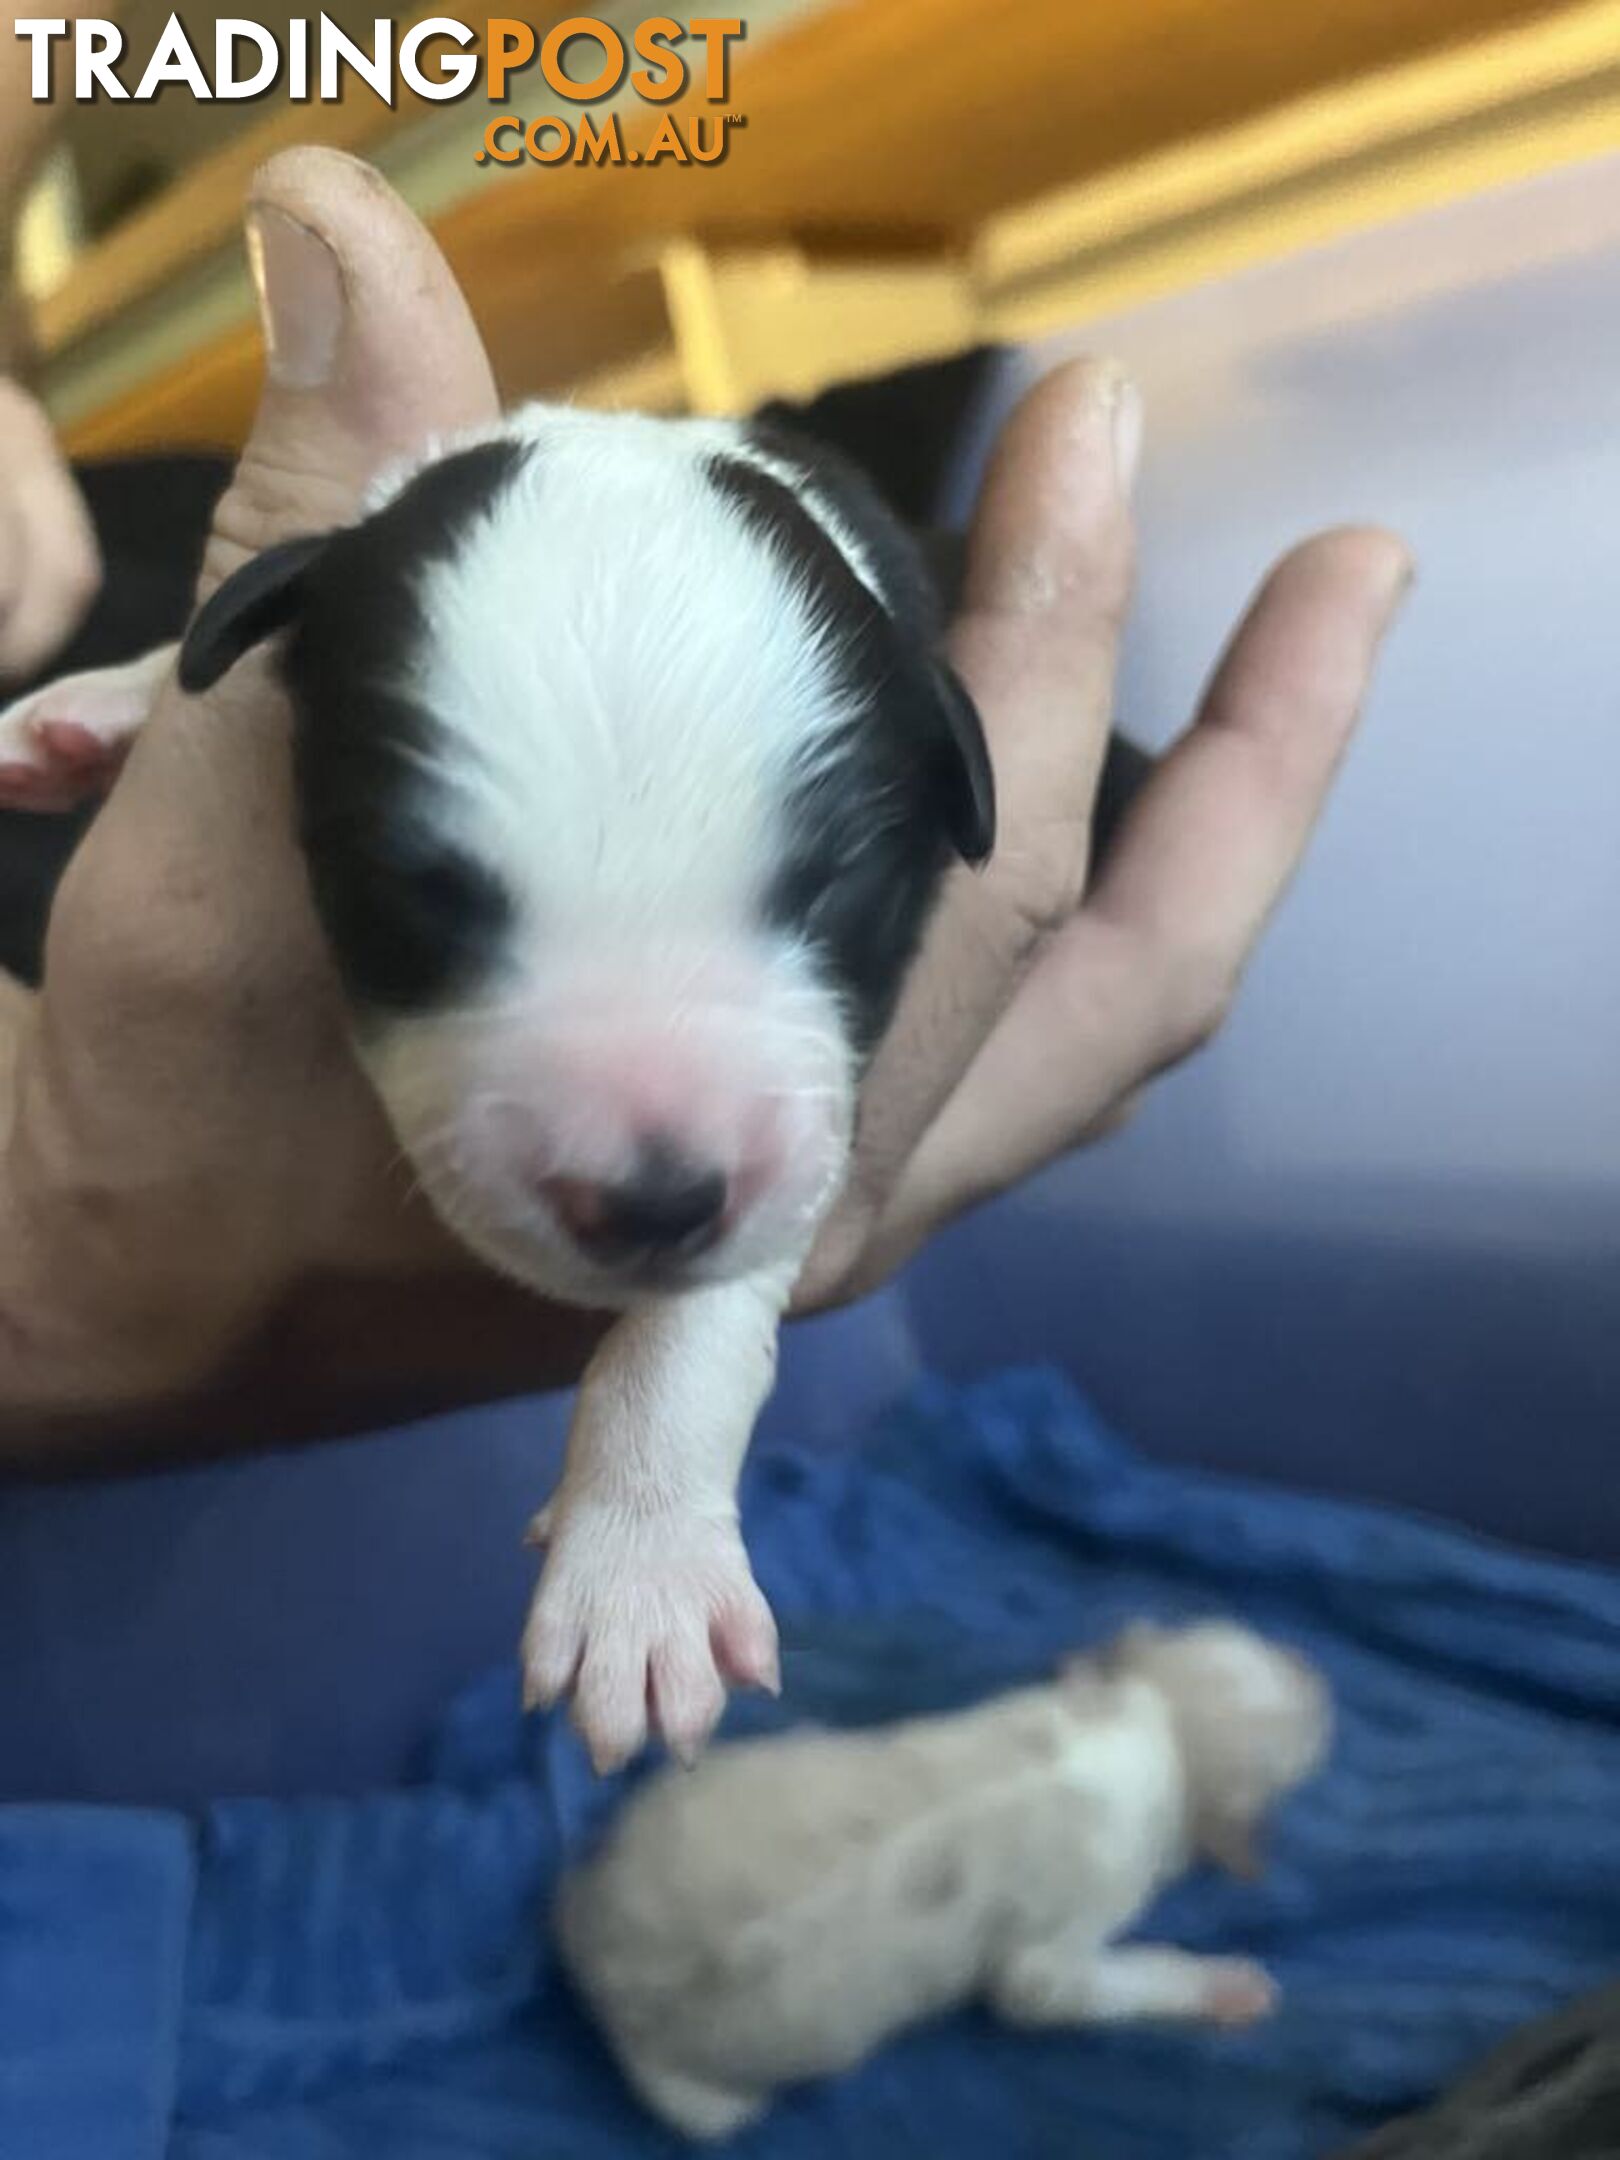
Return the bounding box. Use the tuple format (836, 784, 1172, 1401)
(711, 1584, 781, 1696)
(650, 1631, 728, 1766)
(572, 1633, 653, 1774)
(520, 1602, 582, 1714)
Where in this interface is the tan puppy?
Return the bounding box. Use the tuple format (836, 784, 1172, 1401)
(556, 1619, 1332, 2139)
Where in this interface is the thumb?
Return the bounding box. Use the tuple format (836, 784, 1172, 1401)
(43, 149, 500, 1005)
(201, 145, 499, 601)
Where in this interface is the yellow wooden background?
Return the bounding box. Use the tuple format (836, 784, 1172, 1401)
(32, 0, 1620, 455)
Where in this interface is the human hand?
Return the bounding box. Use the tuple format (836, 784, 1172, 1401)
(0, 149, 1410, 1464)
(0, 376, 100, 681)
(803, 372, 1412, 1301)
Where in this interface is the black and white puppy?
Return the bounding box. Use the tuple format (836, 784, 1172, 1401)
(0, 406, 1137, 1770)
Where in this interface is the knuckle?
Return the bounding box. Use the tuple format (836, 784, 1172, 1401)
(1155, 949, 1241, 1064)
(999, 850, 1087, 949)
(203, 455, 358, 596)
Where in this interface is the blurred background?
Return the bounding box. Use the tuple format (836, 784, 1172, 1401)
(4, 0, 1617, 1801)
(24, 0, 1620, 450)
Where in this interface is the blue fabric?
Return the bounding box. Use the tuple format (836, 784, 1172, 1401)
(4, 1368, 1619, 2160)
(0, 1807, 193, 2159)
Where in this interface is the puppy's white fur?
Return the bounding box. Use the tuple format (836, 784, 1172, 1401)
(0, 407, 917, 1772)
(555, 1621, 1332, 2140)
(359, 412, 864, 1309)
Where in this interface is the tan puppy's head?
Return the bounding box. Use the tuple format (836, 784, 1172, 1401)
(1097, 1619, 1332, 1880)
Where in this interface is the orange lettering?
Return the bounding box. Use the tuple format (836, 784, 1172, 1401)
(690, 17, 742, 99)
(631, 16, 684, 101)
(526, 114, 572, 160)
(540, 16, 625, 101)
(485, 19, 534, 99)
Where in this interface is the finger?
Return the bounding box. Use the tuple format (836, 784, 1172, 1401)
(83, 149, 502, 916)
(32, 153, 499, 1307)
(834, 359, 1140, 1228)
(871, 527, 1412, 1253)
(0, 480, 101, 681)
(1087, 527, 1413, 975)
(200, 145, 499, 602)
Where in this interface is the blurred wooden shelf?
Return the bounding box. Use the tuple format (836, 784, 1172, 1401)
(42, 0, 1620, 455)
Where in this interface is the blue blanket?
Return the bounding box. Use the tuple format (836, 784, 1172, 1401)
(5, 1369, 1618, 2160)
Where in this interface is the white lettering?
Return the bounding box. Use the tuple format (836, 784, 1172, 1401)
(399, 16, 477, 99)
(76, 19, 127, 98)
(214, 19, 277, 99)
(317, 12, 393, 102)
(12, 20, 68, 100)
(134, 13, 211, 98)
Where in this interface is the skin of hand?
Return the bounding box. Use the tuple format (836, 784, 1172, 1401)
(0, 147, 1412, 1469)
(0, 19, 104, 681)
(0, 376, 101, 683)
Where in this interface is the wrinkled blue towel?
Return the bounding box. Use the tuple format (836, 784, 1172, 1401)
(4, 1368, 1619, 2159)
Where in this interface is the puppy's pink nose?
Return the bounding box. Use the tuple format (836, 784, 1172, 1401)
(543, 1145, 728, 1263)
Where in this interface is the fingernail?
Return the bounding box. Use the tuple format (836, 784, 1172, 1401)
(1112, 374, 1143, 496)
(246, 204, 343, 390)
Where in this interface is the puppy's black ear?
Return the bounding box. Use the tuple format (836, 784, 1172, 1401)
(177, 533, 334, 694)
(929, 656, 995, 864)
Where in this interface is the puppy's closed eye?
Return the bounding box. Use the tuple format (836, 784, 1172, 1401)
(305, 823, 515, 1013)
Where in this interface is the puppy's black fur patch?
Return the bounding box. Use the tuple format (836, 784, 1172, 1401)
(285, 439, 535, 1016)
(185, 438, 527, 1018)
(709, 426, 995, 1054)
(178, 533, 330, 695)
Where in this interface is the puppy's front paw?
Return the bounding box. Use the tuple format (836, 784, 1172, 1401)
(0, 668, 153, 811)
(522, 1500, 779, 1773)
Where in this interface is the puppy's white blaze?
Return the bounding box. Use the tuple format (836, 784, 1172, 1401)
(401, 412, 861, 933)
(349, 412, 894, 1304)
(348, 406, 876, 1305)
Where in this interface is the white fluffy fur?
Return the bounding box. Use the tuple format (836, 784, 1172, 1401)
(357, 408, 865, 1309)
(0, 405, 896, 1771)
(555, 1622, 1333, 2140)
(357, 415, 880, 1768)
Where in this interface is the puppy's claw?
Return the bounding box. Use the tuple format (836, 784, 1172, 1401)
(650, 1641, 729, 1766)
(520, 1610, 581, 1717)
(523, 1502, 555, 1549)
(586, 1730, 639, 1778)
(712, 1594, 782, 1697)
(523, 1505, 774, 1776)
